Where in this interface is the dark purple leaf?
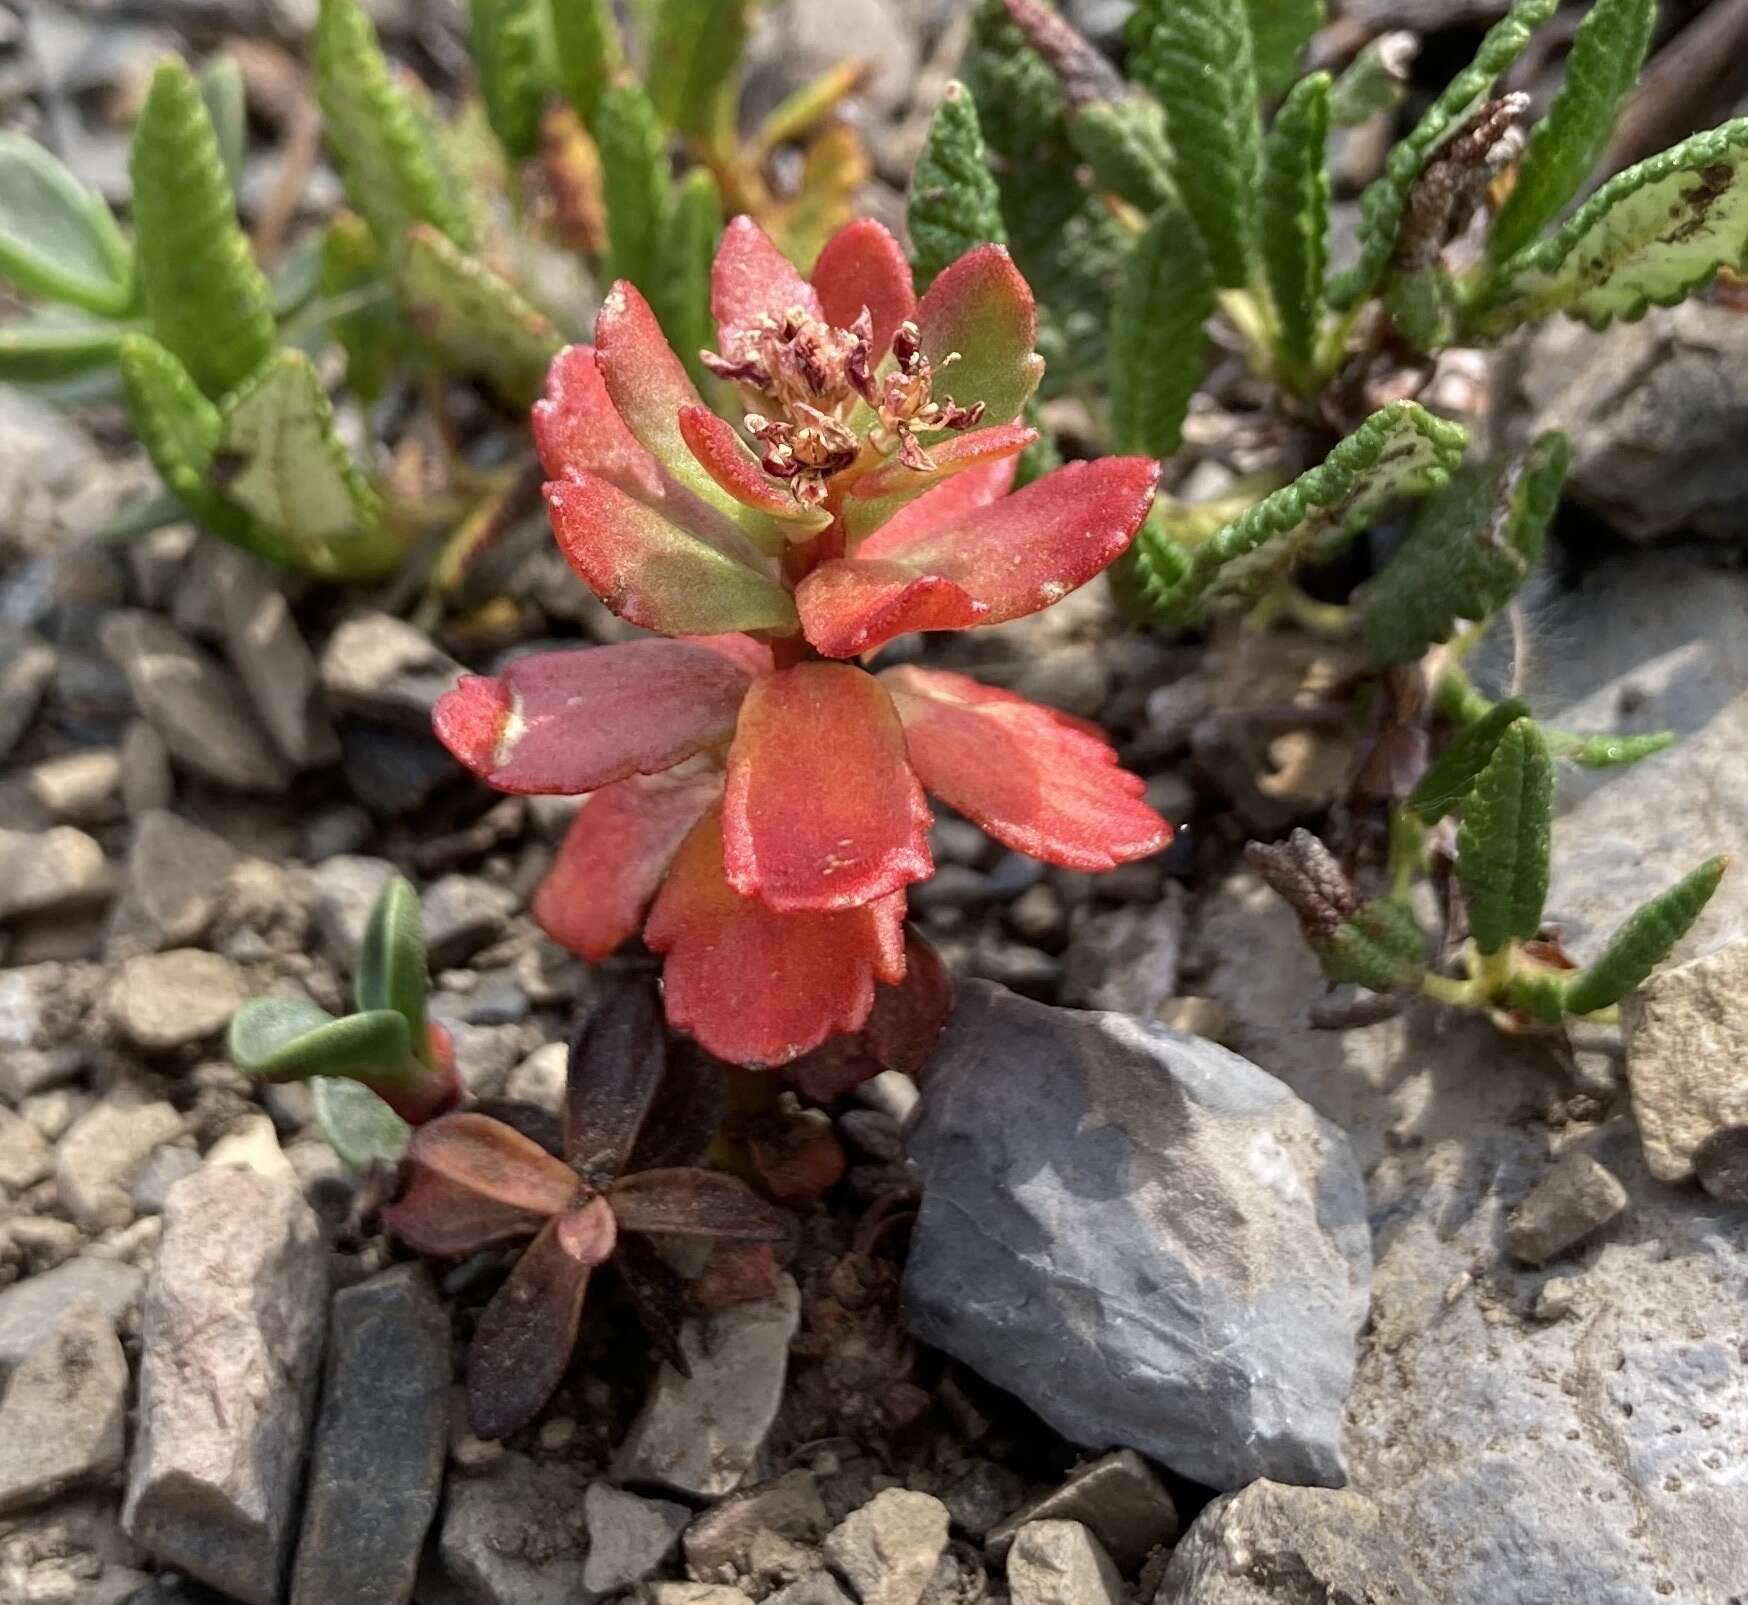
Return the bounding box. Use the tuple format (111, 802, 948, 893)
(612, 1234, 693, 1377)
(565, 974, 669, 1185)
(609, 1168, 788, 1240)
(625, 1038, 729, 1172)
(472, 1098, 564, 1157)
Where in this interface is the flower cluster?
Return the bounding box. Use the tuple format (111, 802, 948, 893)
(434, 215, 1168, 1067)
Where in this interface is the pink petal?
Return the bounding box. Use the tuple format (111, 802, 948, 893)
(914, 244, 1044, 429)
(712, 215, 822, 356)
(432, 643, 753, 795)
(795, 560, 989, 659)
(722, 662, 932, 912)
(882, 664, 1171, 869)
(678, 404, 829, 529)
(810, 218, 916, 361)
(533, 763, 722, 962)
(843, 422, 1037, 539)
(532, 345, 667, 502)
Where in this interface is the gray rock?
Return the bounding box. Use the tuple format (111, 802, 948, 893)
(0, 623, 55, 762)
(1007, 1522, 1124, 1605)
(124, 1166, 329, 1605)
(320, 613, 464, 727)
(504, 1041, 568, 1112)
(206, 1113, 296, 1186)
(1060, 887, 1185, 1018)
(55, 1092, 183, 1231)
(337, 718, 460, 816)
(683, 1471, 831, 1578)
(128, 1144, 201, 1215)
(300, 802, 374, 861)
(581, 1482, 690, 1594)
(421, 874, 514, 968)
(26, 750, 122, 823)
(1693, 1125, 1748, 1205)
(940, 1461, 1026, 1542)
(614, 1274, 801, 1497)
(0, 1299, 129, 1512)
(291, 1265, 450, 1605)
(106, 948, 247, 1050)
(102, 610, 291, 791)
(769, 1573, 856, 1605)
(1505, 1150, 1629, 1265)
(653, 1588, 756, 1605)
(439, 1452, 590, 1605)
(0, 1492, 151, 1605)
(310, 854, 398, 966)
(987, 1452, 1178, 1571)
(120, 719, 174, 815)
(823, 1490, 950, 1605)
(105, 810, 242, 957)
(902, 981, 1371, 1491)
(1155, 1481, 1430, 1605)
(0, 1257, 145, 1366)
(0, 827, 111, 921)
(0, 1104, 53, 1194)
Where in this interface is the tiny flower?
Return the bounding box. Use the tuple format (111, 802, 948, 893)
(433, 215, 1170, 1069)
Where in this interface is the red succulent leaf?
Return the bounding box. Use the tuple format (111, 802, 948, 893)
(810, 218, 916, 362)
(533, 344, 667, 501)
(644, 806, 906, 1067)
(678, 404, 831, 529)
(432, 642, 754, 795)
(881, 664, 1171, 869)
(722, 662, 932, 912)
(690, 633, 775, 677)
(563, 974, 669, 1186)
(913, 244, 1045, 430)
(790, 563, 988, 660)
(546, 472, 798, 638)
(712, 215, 823, 356)
(692, 1240, 780, 1310)
(744, 1110, 848, 1204)
(533, 764, 721, 963)
(856, 453, 1018, 548)
(466, 1201, 614, 1440)
(843, 422, 1037, 539)
(608, 1167, 788, 1239)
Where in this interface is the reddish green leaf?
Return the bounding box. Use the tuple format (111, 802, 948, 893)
(843, 422, 1037, 538)
(678, 403, 831, 528)
(787, 930, 951, 1100)
(533, 343, 668, 501)
(810, 216, 916, 360)
(608, 1168, 788, 1238)
(913, 243, 1045, 429)
(712, 214, 821, 355)
(693, 1240, 780, 1309)
(564, 974, 669, 1186)
(851, 453, 1018, 548)
(792, 564, 989, 660)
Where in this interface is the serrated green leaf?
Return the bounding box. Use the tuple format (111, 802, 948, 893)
(1332, 0, 1555, 309)
(1317, 895, 1425, 989)
(1411, 695, 1532, 821)
(320, 210, 399, 406)
(1108, 197, 1215, 457)
(1504, 969, 1569, 1024)
(315, 0, 480, 253)
(233, 1006, 416, 1084)
(229, 995, 339, 1069)
(472, 0, 548, 161)
(1386, 261, 1460, 352)
(651, 165, 720, 388)
(311, 1076, 411, 1168)
(1544, 727, 1676, 768)
(1329, 31, 1415, 128)
(909, 81, 1008, 290)
(1364, 431, 1569, 667)
(1128, 0, 1262, 289)
(198, 54, 248, 192)
(117, 334, 244, 546)
(1488, 0, 1655, 263)
(1247, 0, 1322, 99)
(354, 875, 428, 1049)
(215, 349, 404, 579)
(1471, 119, 1748, 335)
(1134, 400, 1468, 625)
(1457, 717, 1553, 954)
(551, 0, 624, 129)
(595, 81, 674, 293)
(1067, 96, 1175, 214)
(1260, 71, 1330, 390)
(644, 0, 753, 140)
(0, 309, 128, 382)
(398, 223, 562, 403)
(0, 132, 133, 315)
(130, 59, 276, 399)
(1565, 855, 1728, 1014)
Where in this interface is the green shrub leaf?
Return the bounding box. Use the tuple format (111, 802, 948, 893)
(1318, 896, 1425, 990)
(131, 59, 276, 399)
(1456, 717, 1554, 955)
(472, 0, 548, 161)
(1471, 119, 1748, 335)
(1248, 0, 1322, 99)
(1544, 728, 1676, 768)
(552, 0, 624, 128)
(1329, 31, 1415, 128)
(1108, 198, 1215, 457)
(652, 165, 720, 387)
(0, 309, 128, 383)
(0, 132, 133, 315)
(1410, 695, 1532, 822)
(1565, 856, 1728, 1013)
(1127, 0, 1261, 288)
(909, 81, 1008, 289)
(354, 875, 428, 1049)
(595, 81, 674, 294)
(1488, 0, 1655, 263)
(644, 0, 753, 140)
(312, 1077, 412, 1168)
(1363, 431, 1569, 667)
(198, 54, 248, 191)
(1067, 96, 1175, 214)
(1260, 71, 1330, 390)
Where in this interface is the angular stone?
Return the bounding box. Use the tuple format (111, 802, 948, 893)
(1694, 1125, 1748, 1204)
(337, 718, 459, 816)
(105, 810, 242, 958)
(320, 613, 464, 728)
(124, 1166, 329, 1605)
(0, 622, 56, 762)
(1007, 1521, 1124, 1605)
(769, 1573, 856, 1605)
(0, 1257, 145, 1366)
(822, 1489, 949, 1605)
(420, 874, 514, 968)
(205, 1114, 296, 1186)
(0, 1103, 53, 1193)
(440, 1452, 590, 1605)
(940, 1461, 1026, 1541)
(580, 1481, 689, 1594)
(291, 1264, 450, 1605)
(1060, 887, 1185, 1019)
(128, 1144, 201, 1215)
(0, 1492, 150, 1605)
(684, 1471, 831, 1578)
(614, 1275, 801, 1497)
(106, 948, 246, 1050)
(102, 610, 291, 791)
(311, 854, 398, 966)
(55, 1092, 183, 1231)
(27, 750, 122, 823)
(0, 1300, 129, 1513)
(504, 1041, 568, 1112)
(902, 981, 1371, 1491)
(1622, 938, 1748, 1182)
(987, 1452, 1179, 1571)
(652, 1587, 755, 1605)
(1505, 1150, 1629, 1265)
(0, 827, 111, 921)
(120, 719, 174, 816)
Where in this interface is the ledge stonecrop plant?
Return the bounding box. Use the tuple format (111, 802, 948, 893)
(431, 215, 1170, 1067)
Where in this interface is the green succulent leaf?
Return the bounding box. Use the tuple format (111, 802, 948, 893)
(595, 81, 675, 295)
(1331, 0, 1555, 309)
(1317, 896, 1426, 990)
(130, 59, 277, 399)
(652, 165, 721, 388)
(228, 995, 339, 1068)
(198, 54, 248, 192)
(1470, 119, 1748, 336)
(1108, 197, 1215, 458)
(552, 0, 624, 128)
(1127, 0, 1261, 289)
(354, 875, 429, 1051)
(0, 309, 129, 383)
(0, 132, 133, 315)
(472, 0, 549, 161)
(315, 0, 480, 253)
(233, 1006, 416, 1084)
(398, 224, 562, 403)
(1260, 70, 1331, 390)
(1247, 0, 1323, 99)
(1328, 31, 1415, 128)
(1411, 695, 1532, 821)
(1364, 431, 1569, 667)
(1456, 717, 1554, 955)
(319, 210, 399, 406)
(1488, 0, 1656, 263)
(1132, 400, 1468, 626)
(1067, 96, 1175, 214)
(1564, 855, 1728, 1014)
(644, 0, 754, 141)
(909, 81, 1008, 290)
(312, 1077, 412, 1168)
